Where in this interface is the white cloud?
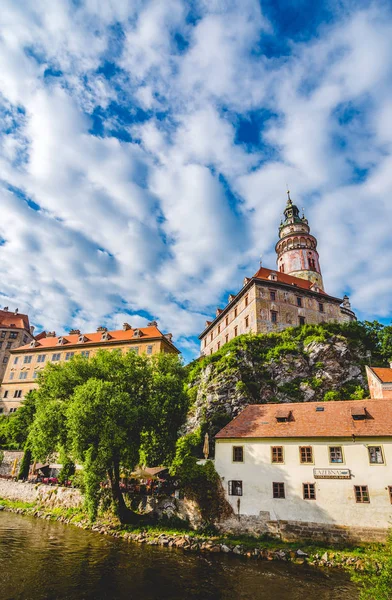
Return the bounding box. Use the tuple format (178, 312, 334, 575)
(0, 1, 391, 362)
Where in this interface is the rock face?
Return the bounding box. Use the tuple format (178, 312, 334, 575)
(186, 329, 371, 441)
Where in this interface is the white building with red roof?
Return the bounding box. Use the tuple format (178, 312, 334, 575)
(214, 365, 392, 542)
(199, 192, 356, 355)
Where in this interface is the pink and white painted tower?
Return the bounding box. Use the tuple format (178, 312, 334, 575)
(275, 192, 324, 290)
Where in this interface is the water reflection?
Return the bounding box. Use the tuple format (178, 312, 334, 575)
(0, 513, 358, 600)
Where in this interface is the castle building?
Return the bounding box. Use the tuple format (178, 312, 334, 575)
(214, 364, 392, 543)
(0, 307, 35, 384)
(0, 322, 178, 415)
(199, 193, 356, 356)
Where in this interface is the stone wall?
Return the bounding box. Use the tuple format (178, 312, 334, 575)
(216, 514, 388, 543)
(277, 520, 388, 544)
(0, 479, 82, 508)
(0, 451, 24, 476)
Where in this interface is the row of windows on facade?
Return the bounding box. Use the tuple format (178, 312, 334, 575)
(228, 481, 392, 504)
(5, 345, 154, 369)
(0, 407, 18, 414)
(205, 293, 325, 347)
(232, 445, 386, 465)
(0, 331, 29, 342)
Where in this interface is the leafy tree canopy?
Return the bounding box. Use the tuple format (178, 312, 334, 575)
(28, 350, 188, 522)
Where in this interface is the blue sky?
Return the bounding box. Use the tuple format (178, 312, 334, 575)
(0, 0, 392, 363)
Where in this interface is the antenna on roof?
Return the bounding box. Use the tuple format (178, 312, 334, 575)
(259, 254, 263, 267)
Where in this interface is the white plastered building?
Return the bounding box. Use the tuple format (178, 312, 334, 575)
(214, 367, 392, 542)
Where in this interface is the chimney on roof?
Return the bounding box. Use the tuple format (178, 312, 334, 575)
(30, 326, 35, 335)
(3, 307, 8, 311)
(148, 320, 158, 327)
(14, 308, 18, 314)
(97, 326, 107, 332)
(123, 323, 132, 331)
(69, 329, 81, 335)
(164, 333, 173, 342)
(47, 331, 56, 337)
(228, 294, 235, 303)
(216, 308, 222, 317)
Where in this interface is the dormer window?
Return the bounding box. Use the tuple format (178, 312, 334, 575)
(133, 329, 142, 338)
(78, 335, 87, 343)
(351, 407, 368, 421)
(101, 331, 111, 341)
(30, 340, 38, 348)
(57, 337, 66, 345)
(275, 409, 292, 423)
(268, 273, 277, 281)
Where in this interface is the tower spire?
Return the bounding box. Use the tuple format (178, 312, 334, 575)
(275, 192, 324, 290)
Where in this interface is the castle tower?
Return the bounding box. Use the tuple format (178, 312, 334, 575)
(275, 192, 324, 290)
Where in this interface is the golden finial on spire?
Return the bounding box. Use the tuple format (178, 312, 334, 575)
(286, 186, 291, 204)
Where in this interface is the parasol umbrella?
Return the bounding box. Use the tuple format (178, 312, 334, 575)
(131, 467, 158, 481)
(203, 433, 209, 460)
(10, 458, 19, 477)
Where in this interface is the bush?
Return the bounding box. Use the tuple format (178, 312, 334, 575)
(171, 430, 233, 524)
(353, 532, 392, 599)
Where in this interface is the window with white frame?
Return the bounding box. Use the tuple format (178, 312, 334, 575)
(37, 354, 46, 363)
(52, 353, 61, 361)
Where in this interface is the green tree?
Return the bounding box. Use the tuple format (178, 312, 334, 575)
(29, 350, 187, 523)
(2, 392, 38, 478)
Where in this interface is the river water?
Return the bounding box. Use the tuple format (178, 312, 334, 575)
(0, 512, 358, 600)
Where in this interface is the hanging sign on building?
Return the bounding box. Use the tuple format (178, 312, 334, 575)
(313, 468, 351, 479)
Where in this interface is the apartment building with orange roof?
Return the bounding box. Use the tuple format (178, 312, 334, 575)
(0, 321, 178, 414)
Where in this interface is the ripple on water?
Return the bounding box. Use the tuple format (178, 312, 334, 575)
(0, 512, 358, 600)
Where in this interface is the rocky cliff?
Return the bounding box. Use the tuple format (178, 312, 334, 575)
(185, 322, 387, 442)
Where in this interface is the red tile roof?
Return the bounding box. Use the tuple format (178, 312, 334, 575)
(14, 326, 178, 352)
(253, 266, 330, 296)
(0, 309, 30, 331)
(215, 399, 392, 439)
(199, 265, 343, 338)
(369, 367, 392, 384)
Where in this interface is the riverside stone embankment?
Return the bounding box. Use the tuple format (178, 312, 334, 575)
(0, 480, 381, 575)
(0, 499, 372, 572)
(0, 479, 82, 508)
